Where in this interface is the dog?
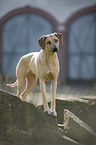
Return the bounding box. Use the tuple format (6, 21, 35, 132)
(7, 32, 63, 117)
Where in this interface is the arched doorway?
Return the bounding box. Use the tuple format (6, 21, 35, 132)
(64, 5, 96, 80)
(0, 6, 58, 77)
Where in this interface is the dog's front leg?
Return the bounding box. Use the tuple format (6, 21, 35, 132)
(40, 80, 51, 115)
(51, 80, 57, 117)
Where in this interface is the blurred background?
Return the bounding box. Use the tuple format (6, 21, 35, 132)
(0, 0, 96, 104)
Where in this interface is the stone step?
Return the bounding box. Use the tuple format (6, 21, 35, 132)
(56, 98, 96, 145)
(63, 109, 96, 145)
(0, 89, 80, 145)
(56, 98, 96, 131)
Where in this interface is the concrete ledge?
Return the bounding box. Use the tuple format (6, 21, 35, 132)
(64, 109, 96, 145)
(56, 98, 96, 145)
(0, 89, 79, 145)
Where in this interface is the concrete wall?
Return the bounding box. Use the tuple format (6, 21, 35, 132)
(0, 0, 96, 23)
(0, 0, 96, 81)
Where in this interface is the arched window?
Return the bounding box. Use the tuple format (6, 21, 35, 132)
(68, 13, 96, 79)
(64, 5, 96, 80)
(0, 6, 58, 77)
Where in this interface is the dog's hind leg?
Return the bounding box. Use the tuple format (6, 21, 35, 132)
(21, 72, 37, 101)
(17, 79, 25, 99)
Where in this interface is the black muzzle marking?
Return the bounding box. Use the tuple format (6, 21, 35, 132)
(50, 45, 58, 53)
(53, 45, 58, 52)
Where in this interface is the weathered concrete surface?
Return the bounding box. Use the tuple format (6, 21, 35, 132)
(64, 109, 96, 145)
(0, 90, 78, 145)
(56, 98, 96, 145)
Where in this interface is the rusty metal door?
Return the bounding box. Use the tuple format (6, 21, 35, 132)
(2, 13, 53, 76)
(68, 13, 96, 80)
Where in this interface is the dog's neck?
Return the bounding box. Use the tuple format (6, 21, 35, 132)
(43, 50, 57, 67)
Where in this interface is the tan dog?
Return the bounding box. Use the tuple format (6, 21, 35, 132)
(7, 33, 63, 117)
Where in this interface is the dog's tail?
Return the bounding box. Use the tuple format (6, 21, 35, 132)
(7, 79, 18, 87)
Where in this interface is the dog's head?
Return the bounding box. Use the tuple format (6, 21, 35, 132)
(38, 33, 63, 54)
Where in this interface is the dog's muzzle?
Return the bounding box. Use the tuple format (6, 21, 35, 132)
(53, 45, 58, 52)
(50, 45, 58, 53)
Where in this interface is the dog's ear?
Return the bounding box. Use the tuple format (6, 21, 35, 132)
(38, 35, 47, 49)
(54, 33, 63, 46)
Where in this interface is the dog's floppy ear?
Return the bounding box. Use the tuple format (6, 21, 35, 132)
(38, 35, 47, 49)
(54, 33, 63, 46)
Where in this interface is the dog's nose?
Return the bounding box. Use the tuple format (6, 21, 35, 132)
(53, 45, 58, 52)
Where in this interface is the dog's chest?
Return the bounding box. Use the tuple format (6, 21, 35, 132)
(36, 52, 59, 80)
(44, 69, 54, 81)
(43, 64, 58, 81)
(44, 71, 53, 81)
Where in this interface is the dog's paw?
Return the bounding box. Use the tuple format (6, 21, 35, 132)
(52, 111, 57, 117)
(47, 110, 52, 116)
(43, 109, 52, 116)
(20, 95, 23, 100)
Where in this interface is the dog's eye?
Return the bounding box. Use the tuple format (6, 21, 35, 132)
(47, 41, 51, 44)
(54, 39, 58, 43)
